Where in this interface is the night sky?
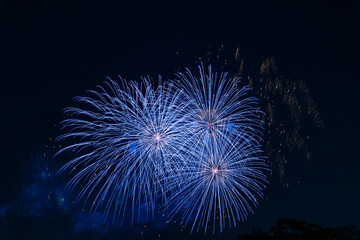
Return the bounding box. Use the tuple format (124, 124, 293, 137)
(1, 0, 360, 239)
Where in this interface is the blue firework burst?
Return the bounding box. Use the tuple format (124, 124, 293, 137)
(175, 65, 263, 151)
(56, 64, 268, 234)
(56, 77, 189, 223)
(165, 135, 267, 234)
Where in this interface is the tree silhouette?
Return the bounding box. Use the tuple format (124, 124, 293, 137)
(238, 218, 360, 240)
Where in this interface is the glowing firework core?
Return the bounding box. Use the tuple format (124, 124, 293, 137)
(154, 133, 162, 142)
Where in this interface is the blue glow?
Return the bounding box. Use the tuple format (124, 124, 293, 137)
(40, 170, 47, 180)
(127, 142, 137, 154)
(227, 122, 234, 132)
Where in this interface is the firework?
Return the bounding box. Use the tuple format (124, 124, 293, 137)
(56, 65, 268, 234)
(165, 134, 268, 234)
(174, 65, 263, 157)
(56, 77, 189, 223)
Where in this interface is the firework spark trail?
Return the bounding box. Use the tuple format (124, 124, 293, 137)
(56, 77, 189, 223)
(246, 57, 324, 181)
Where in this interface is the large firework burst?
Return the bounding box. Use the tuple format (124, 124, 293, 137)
(56, 77, 189, 223)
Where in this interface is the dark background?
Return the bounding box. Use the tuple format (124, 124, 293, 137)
(1, 0, 359, 239)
